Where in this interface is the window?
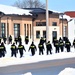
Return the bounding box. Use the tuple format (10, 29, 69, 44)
(43, 31, 46, 38)
(24, 24, 26, 37)
(36, 31, 40, 38)
(63, 26, 67, 37)
(14, 23, 20, 38)
(52, 22, 57, 26)
(1, 23, 6, 37)
(27, 24, 29, 36)
(36, 22, 40, 26)
(24, 24, 31, 38)
(42, 22, 46, 26)
(52, 31, 57, 38)
(36, 22, 46, 26)
(30, 24, 31, 38)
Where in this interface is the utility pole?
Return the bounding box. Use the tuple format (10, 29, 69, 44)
(46, 0, 49, 43)
(60, 13, 64, 38)
(61, 13, 64, 38)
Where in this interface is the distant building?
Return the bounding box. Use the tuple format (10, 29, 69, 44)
(65, 11, 75, 42)
(24, 8, 68, 42)
(0, 4, 68, 43)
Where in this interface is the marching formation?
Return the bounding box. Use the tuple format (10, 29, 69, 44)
(0, 35, 75, 58)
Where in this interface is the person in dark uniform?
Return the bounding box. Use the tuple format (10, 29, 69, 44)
(59, 38, 64, 52)
(18, 42, 26, 58)
(63, 37, 68, 43)
(9, 35, 12, 44)
(11, 42, 18, 57)
(0, 37, 2, 44)
(53, 37, 57, 46)
(73, 38, 75, 49)
(3, 36, 7, 44)
(65, 39, 71, 52)
(0, 42, 6, 57)
(59, 37, 62, 42)
(25, 36, 29, 44)
(38, 42, 45, 55)
(46, 41, 52, 55)
(18, 35, 22, 44)
(54, 40, 59, 53)
(14, 37, 18, 45)
(28, 42, 37, 56)
(40, 37, 46, 45)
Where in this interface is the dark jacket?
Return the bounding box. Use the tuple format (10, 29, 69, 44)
(11, 44, 17, 52)
(38, 43, 45, 50)
(46, 42, 52, 50)
(0, 45, 6, 52)
(18, 45, 26, 51)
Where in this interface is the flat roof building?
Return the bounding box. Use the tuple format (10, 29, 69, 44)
(0, 4, 68, 43)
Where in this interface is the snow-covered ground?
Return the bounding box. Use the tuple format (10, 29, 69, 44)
(58, 68, 75, 75)
(0, 41, 75, 75)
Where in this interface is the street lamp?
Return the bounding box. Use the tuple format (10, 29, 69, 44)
(0, 11, 5, 37)
(46, 0, 49, 43)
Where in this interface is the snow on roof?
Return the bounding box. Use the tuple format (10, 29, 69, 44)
(59, 14, 72, 21)
(0, 4, 31, 15)
(48, 9, 72, 21)
(48, 9, 60, 13)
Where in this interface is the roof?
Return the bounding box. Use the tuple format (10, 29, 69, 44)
(59, 14, 72, 21)
(23, 8, 46, 13)
(0, 4, 31, 15)
(23, 8, 59, 14)
(65, 11, 75, 18)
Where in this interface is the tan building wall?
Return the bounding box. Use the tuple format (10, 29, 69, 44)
(1, 15, 32, 42)
(33, 13, 65, 42)
(0, 13, 68, 43)
(59, 19, 68, 37)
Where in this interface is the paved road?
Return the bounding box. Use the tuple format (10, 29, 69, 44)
(0, 57, 75, 75)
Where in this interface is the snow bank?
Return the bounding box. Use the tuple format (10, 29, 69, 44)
(22, 72, 32, 75)
(0, 4, 31, 15)
(58, 68, 75, 75)
(1, 52, 75, 67)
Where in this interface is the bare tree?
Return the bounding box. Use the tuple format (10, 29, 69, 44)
(13, 0, 46, 8)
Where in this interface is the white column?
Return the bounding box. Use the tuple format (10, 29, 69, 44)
(46, 0, 49, 43)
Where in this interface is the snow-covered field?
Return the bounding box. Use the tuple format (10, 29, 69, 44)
(0, 41, 75, 75)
